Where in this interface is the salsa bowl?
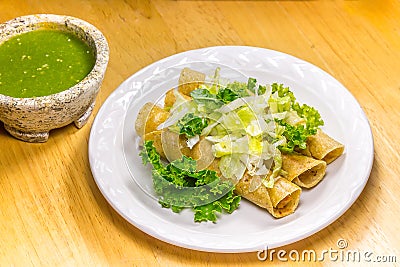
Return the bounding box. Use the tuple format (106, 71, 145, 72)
(0, 14, 109, 142)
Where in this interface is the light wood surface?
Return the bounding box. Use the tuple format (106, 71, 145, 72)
(1, 1, 399, 266)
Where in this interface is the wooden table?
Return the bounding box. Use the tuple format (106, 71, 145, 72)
(1, 1, 399, 266)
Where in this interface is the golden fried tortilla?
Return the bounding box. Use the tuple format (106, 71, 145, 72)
(164, 88, 192, 109)
(281, 153, 327, 188)
(178, 67, 206, 96)
(135, 102, 169, 138)
(235, 173, 301, 218)
(300, 130, 345, 164)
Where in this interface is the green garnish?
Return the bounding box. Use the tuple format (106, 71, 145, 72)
(292, 102, 324, 134)
(275, 119, 309, 153)
(225, 81, 249, 97)
(177, 113, 209, 138)
(270, 83, 324, 152)
(216, 88, 240, 103)
(271, 82, 296, 101)
(140, 140, 241, 223)
(247, 77, 258, 92)
(190, 88, 224, 111)
(247, 77, 266, 95)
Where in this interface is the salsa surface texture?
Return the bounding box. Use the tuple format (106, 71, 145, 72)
(0, 29, 95, 98)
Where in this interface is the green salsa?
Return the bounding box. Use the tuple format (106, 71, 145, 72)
(0, 29, 96, 98)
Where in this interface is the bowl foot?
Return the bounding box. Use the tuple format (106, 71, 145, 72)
(4, 124, 49, 143)
(74, 101, 95, 129)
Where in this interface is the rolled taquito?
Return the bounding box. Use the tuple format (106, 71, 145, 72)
(299, 130, 344, 164)
(281, 153, 327, 188)
(178, 67, 206, 96)
(135, 102, 169, 138)
(235, 172, 301, 218)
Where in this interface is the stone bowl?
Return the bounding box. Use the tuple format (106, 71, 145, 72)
(0, 14, 109, 142)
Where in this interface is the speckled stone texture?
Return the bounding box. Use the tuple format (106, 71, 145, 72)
(0, 14, 109, 142)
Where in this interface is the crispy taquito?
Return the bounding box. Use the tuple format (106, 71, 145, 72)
(235, 173, 301, 218)
(299, 130, 344, 164)
(281, 153, 327, 188)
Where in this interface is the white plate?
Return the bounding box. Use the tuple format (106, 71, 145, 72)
(88, 46, 374, 253)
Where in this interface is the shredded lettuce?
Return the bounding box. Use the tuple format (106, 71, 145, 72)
(275, 119, 309, 153)
(218, 154, 247, 182)
(247, 77, 258, 93)
(177, 113, 209, 138)
(268, 95, 292, 113)
(190, 88, 224, 112)
(292, 102, 324, 134)
(268, 83, 324, 152)
(140, 140, 241, 223)
(207, 67, 223, 94)
(225, 81, 249, 97)
(216, 88, 240, 103)
(236, 106, 256, 126)
(247, 77, 267, 95)
(271, 82, 296, 102)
